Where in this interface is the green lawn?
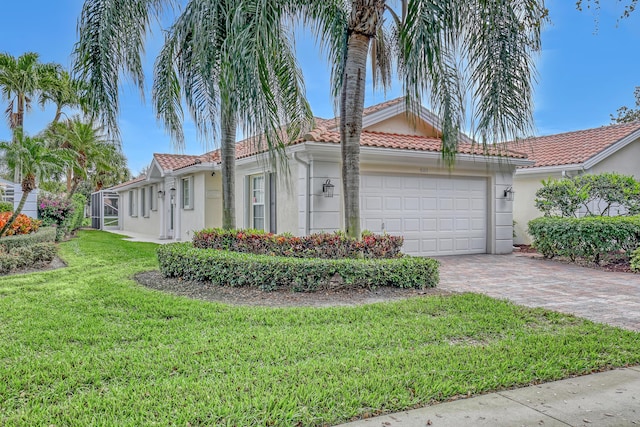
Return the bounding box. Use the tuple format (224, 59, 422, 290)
(0, 230, 638, 426)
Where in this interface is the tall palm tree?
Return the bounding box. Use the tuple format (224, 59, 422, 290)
(46, 117, 120, 198)
(0, 128, 72, 237)
(0, 52, 58, 130)
(39, 69, 90, 126)
(74, 0, 320, 229)
(334, 0, 546, 237)
(153, 0, 314, 229)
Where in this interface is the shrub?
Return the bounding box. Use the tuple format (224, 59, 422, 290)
(0, 201, 13, 213)
(70, 193, 87, 232)
(158, 243, 439, 291)
(528, 216, 640, 263)
(192, 229, 404, 259)
(0, 212, 41, 236)
(0, 242, 57, 274)
(0, 227, 57, 251)
(631, 247, 640, 273)
(535, 173, 640, 217)
(38, 195, 75, 228)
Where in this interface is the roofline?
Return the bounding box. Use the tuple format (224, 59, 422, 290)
(583, 126, 640, 169)
(515, 163, 584, 176)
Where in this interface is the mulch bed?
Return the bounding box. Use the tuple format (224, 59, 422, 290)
(134, 271, 450, 308)
(514, 245, 635, 274)
(0, 257, 67, 277)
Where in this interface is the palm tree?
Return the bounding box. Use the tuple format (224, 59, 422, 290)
(333, 0, 546, 237)
(39, 69, 89, 126)
(0, 128, 72, 237)
(46, 117, 121, 198)
(0, 52, 58, 130)
(74, 0, 319, 229)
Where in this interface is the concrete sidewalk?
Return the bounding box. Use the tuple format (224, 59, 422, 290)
(337, 366, 640, 427)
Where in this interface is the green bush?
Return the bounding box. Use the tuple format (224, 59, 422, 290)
(631, 247, 640, 273)
(70, 193, 87, 232)
(0, 201, 13, 213)
(0, 227, 57, 251)
(193, 228, 404, 259)
(535, 173, 640, 217)
(528, 216, 640, 262)
(0, 242, 58, 274)
(158, 243, 439, 291)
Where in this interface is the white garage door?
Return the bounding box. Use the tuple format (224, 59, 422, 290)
(361, 174, 487, 256)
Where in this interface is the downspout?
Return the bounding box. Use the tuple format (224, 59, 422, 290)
(293, 152, 310, 235)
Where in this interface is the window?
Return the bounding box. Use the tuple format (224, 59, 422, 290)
(150, 184, 157, 211)
(251, 175, 265, 230)
(182, 177, 193, 210)
(128, 189, 138, 217)
(141, 187, 147, 217)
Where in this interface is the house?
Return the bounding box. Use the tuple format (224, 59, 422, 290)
(0, 178, 38, 219)
(512, 122, 640, 244)
(106, 98, 531, 256)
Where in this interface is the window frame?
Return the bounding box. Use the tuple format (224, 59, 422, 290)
(250, 175, 265, 230)
(128, 189, 138, 217)
(181, 176, 193, 210)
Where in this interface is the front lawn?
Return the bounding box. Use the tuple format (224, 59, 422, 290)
(0, 230, 638, 426)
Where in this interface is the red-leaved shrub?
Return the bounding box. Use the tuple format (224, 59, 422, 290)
(0, 212, 41, 236)
(192, 228, 404, 259)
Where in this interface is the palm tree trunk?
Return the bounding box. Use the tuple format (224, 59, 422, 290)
(341, 0, 385, 239)
(0, 190, 30, 238)
(220, 109, 236, 230)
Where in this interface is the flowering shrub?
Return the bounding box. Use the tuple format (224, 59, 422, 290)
(0, 212, 41, 236)
(192, 228, 404, 259)
(38, 195, 75, 227)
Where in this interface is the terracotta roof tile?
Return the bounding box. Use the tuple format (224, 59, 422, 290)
(110, 176, 146, 189)
(512, 122, 640, 168)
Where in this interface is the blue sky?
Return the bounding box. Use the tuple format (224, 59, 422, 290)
(1, 0, 639, 174)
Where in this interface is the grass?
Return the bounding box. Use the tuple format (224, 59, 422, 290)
(0, 230, 638, 426)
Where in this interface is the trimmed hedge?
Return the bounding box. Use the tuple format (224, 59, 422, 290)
(528, 216, 640, 262)
(158, 243, 439, 291)
(631, 247, 640, 273)
(0, 242, 57, 274)
(0, 227, 57, 251)
(193, 228, 404, 259)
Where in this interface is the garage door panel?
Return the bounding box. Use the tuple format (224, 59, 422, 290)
(361, 174, 487, 256)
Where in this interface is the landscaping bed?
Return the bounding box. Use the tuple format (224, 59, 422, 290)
(515, 244, 635, 273)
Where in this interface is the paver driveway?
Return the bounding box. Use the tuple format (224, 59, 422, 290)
(436, 253, 640, 331)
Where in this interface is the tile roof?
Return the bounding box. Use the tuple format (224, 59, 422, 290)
(512, 122, 640, 168)
(137, 98, 526, 180)
(109, 176, 146, 190)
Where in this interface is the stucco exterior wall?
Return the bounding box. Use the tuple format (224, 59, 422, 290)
(203, 173, 223, 229)
(120, 185, 162, 237)
(179, 172, 206, 240)
(364, 115, 439, 137)
(589, 139, 640, 177)
(275, 161, 299, 235)
(512, 172, 562, 244)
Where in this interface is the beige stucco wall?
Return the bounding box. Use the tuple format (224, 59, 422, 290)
(120, 186, 162, 237)
(364, 115, 439, 137)
(589, 139, 640, 177)
(179, 172, 206, 240)
(512, 173, 562, 244)
(203, 173, 223, 229)
(276, 161, 299, 234)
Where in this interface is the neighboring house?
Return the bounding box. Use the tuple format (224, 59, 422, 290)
(0, 178, 38, 219)
(107, 98, 530, 256)
(512, 122, 640, 244)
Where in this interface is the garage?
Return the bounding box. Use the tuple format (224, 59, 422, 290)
(360, 174, 488, 256)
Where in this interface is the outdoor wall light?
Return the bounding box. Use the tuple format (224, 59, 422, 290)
(503, 186, 515, 201)
(158, 190, 165, 198)
(322, 179, 335, 198)
(169, 187, 176, 198)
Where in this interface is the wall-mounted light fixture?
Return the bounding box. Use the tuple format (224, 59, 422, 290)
(158, 190, 165, 198)
(169, 187, 176, 198)
(322, 179, 335, 198)
(503, 186, 515, 201)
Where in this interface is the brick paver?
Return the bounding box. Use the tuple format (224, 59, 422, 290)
(437, 253, 640, 331)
